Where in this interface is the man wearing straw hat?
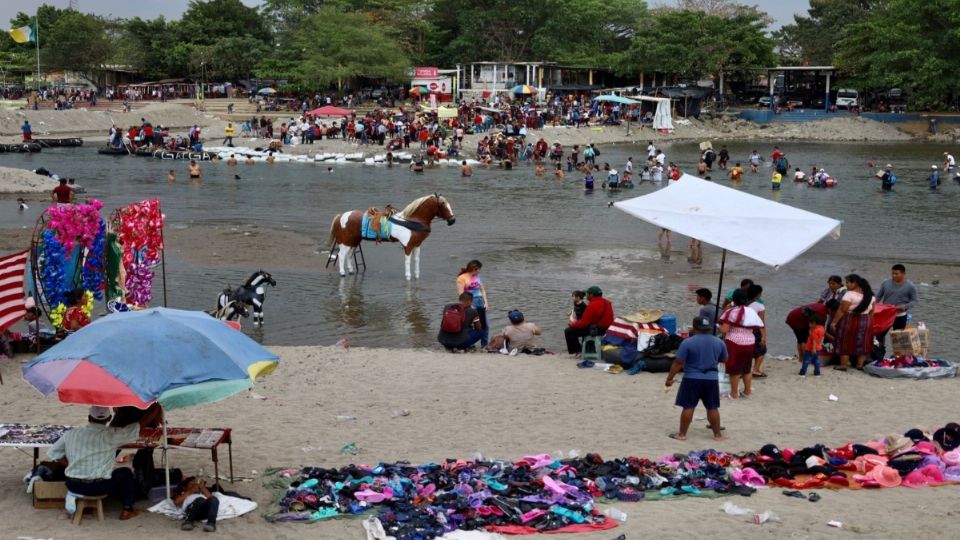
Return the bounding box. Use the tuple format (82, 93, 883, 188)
(665, 316, 727, 441)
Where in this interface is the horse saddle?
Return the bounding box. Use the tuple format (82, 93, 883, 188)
(362, 206, 394, 242)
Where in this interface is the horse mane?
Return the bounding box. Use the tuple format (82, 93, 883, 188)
(397, 195, 446, 219)
(397, 195, 432, 218)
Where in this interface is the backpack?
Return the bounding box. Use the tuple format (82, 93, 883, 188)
(440, 304, 466, 333)
(888, 174, 897, 185)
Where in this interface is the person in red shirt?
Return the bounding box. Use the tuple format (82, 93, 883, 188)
(784, 301, 837, 361)
(565, 286, 614, 355)
(51, 178, 74, 204)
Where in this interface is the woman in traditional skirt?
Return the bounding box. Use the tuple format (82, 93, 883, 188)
(718, 289, 764, 399)
(830, 274, 875, 370)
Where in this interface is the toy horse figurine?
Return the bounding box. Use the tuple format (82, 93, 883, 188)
(218, 270, 277, 326)
(210, 293, 250, 321)
(329, 193, 455, 280)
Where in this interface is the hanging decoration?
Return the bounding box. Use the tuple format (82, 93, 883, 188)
(109, 199, 165, 307)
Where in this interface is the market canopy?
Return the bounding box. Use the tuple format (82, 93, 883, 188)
(307, 105, 353, 117)
(613, 175, 842, 267)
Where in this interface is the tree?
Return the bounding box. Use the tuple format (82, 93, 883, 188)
(43, 10, 114, 81)
(835, 0, 960, 109)
(615, 8, 774, 85)
(176, 0, 272, 47)
(209, 36, 269, 81)
(774, 0, 881, 66)
(282, 8, 410, 89)
(113, 17, 176, 79)
(530, 0, 646, 67)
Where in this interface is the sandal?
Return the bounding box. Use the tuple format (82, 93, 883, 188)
(753, 372, 768, 378)
(782, 489, 806, 499)
(808, 492, 821, 502)
(832, 366, 847, 371)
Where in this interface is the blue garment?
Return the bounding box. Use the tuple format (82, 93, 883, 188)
(675, 334, 727, 381)
(800, 351, 821, 376)
(929, 171, 940, 189)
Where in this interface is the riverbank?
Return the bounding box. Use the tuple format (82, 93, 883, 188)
(0, 103, 228, 143)
(0, 166, 57, 194)
(0, 102, 915, 159)
(1, 344, 959, 539)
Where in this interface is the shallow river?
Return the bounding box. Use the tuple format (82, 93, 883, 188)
(2, 139, 958, 357)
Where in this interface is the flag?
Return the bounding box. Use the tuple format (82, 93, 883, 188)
(0, 250, 29, 332)
(9, 24, 35, 44)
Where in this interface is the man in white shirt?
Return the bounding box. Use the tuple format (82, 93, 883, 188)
(655, 149, 666, 166)
(944, 152, 955, 172)
(647, 141, 656, 160)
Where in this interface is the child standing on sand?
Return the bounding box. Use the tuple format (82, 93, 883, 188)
(799, 315, 825, 377)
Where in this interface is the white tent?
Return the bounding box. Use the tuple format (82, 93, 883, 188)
(614, 174, 842, 328)
(614, 175, 842, 267)
(627, 96, 673, 131)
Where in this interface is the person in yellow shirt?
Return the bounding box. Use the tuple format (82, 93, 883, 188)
(771, 170, 782, 191)
(728, 162, 744, 182)
(223, 123, 235, 147)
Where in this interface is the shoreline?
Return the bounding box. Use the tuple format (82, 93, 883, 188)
(2, 344, 960, 539)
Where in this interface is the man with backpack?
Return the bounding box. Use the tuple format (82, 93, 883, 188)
(438, 293, 483, 351)
(880, 164, 896, 191)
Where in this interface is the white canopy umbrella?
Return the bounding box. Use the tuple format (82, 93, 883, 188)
(614, 175, 842, 323)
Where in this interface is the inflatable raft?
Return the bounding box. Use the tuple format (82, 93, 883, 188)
(0, 142, 42, 153)
(34, 138, 83, 148)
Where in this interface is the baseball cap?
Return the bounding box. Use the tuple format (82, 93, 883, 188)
(89, 406, 112, 420)
(692, 316, 712, 331)
(508, 310, 524, 323)
(586, 286, 603, 295)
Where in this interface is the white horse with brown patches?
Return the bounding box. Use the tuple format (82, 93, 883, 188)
(329, 193, 456, 279)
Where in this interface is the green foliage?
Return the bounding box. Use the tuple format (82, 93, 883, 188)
(615, 8, 774, 82)
(284, 8, 411, 88)
(774, 0, 879, 66)
(43, 10, 114, 77)
(177, 0, 272, 47)
(835, 0, 960, 109)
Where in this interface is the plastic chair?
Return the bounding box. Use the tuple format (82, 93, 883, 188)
(71, 494, 106, 525)
(580, 335, 603, 362)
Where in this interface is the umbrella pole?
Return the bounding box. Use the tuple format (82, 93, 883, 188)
(713, 249, 727, 336)
(163, 413, 172, 502)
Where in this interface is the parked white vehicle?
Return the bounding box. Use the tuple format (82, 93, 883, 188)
(836, 88, 859, 109)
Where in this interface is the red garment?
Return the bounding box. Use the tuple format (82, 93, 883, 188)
(569, 297, 614, 331)
(785, 303, 828, 330)
(52, 184, 73, 203)
(63, 306, 90, 330)
(486, 516, 618, 535)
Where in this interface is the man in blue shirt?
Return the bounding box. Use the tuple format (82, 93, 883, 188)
(665, 316, 727, 441)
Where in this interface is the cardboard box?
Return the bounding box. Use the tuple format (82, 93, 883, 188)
(890, 328, 921, 356)
(33, 480, 67, 509)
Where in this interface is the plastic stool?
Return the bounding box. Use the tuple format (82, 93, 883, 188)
(580, 335, 603, 362)
(72, 494, 106, 525)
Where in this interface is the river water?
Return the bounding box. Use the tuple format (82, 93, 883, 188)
(2, 140, 958, 356)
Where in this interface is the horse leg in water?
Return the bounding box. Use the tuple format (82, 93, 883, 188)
(414, 246, 422, 280)
(252, 296, 263, 325)
(345, 246, 356, 275)
(337, 243, 352, 277)
(404, 252, 412, 281)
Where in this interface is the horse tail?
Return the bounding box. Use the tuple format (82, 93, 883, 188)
(329, 214, 341, 247)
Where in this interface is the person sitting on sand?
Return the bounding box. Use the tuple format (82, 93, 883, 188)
(461, 161, 473, 177)
(188, 160, 202, 178)
(437, 293, 482, 352)
(665, 316, 727, 441)
(500, 310, 542, 354)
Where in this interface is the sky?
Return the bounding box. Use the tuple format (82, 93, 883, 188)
(1, 0, 808, 28)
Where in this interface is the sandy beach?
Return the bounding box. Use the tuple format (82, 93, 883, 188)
(2, 345, 959, 539)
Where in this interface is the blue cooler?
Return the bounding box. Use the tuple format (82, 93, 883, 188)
(658, 315, 677, 335)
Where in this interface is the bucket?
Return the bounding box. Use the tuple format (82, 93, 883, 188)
(658, 315, 677, 335)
